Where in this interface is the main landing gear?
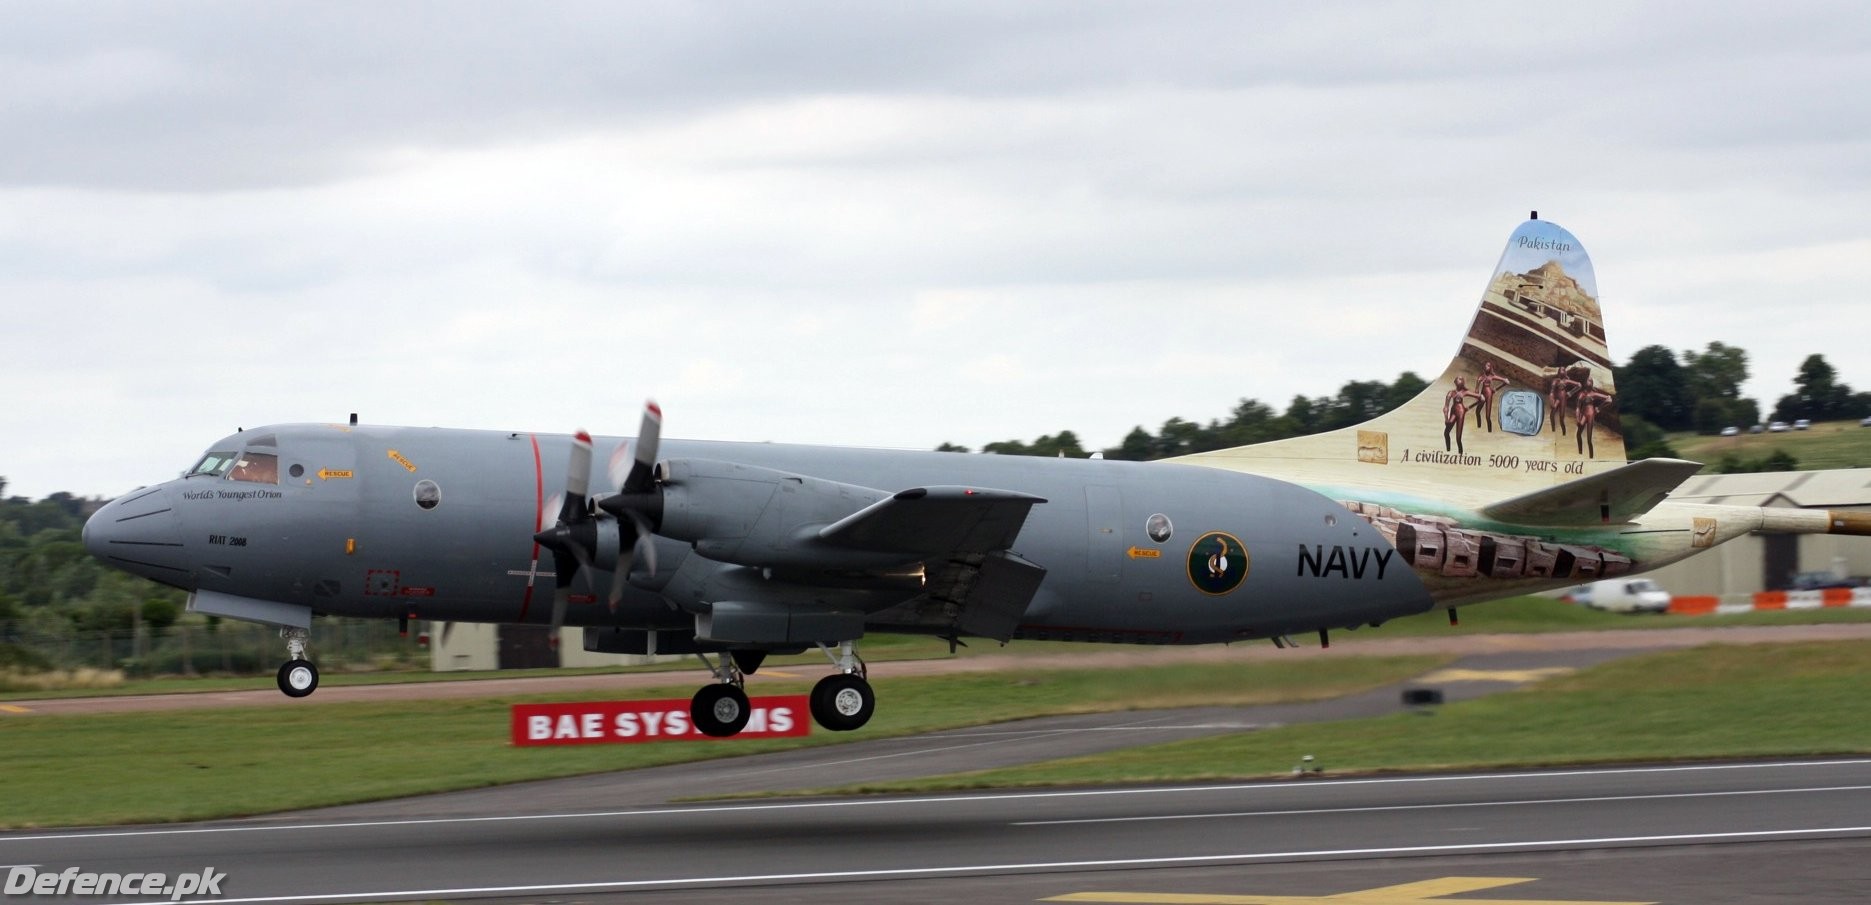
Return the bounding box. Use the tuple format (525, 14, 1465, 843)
(686, 641, 876, 738)
(809, 641, 874, 732)
(275, 627, 319, 698)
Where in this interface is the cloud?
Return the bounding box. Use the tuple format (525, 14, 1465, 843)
(3, 2, 1870, 499)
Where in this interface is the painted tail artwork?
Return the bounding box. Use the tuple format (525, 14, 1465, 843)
(1179, 217, 1870, 606)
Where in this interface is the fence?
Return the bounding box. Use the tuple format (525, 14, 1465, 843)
(0, 618, 427, 677)
(1668, 586, 1871, 615)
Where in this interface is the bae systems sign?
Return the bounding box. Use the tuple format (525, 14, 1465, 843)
(511, 696, 810, 745)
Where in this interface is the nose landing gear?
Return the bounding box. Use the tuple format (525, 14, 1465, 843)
(275, 627, 319, 698)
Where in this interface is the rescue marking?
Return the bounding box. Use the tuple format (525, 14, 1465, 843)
(1128, 547, 1162, 559)
(317, 469, 354, 480)
(387, 450, 417, 472)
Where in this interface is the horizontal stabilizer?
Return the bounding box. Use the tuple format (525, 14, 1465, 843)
(818, 486, 1046, 557)
(1479, 458, 1704, 527)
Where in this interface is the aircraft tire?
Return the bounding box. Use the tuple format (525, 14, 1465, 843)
(810, 673, 874, 732)
(277, 659, 319, 698)
(691, 684, 752, 737)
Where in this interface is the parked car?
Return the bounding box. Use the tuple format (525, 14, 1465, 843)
(1575, 578, 1671, 614)
(1861, 415, 1871, 428)
(1719, 426, 1740, 437)
(1793, 418, 1812, 430)
(1749, 424, 1766, 433)
(1790, 571, 1865, 591)
(1768, 421, 1790, 432)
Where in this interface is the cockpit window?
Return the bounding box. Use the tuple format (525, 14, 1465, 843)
(230, 452, 280, 485)
(189, 452, 240, 478)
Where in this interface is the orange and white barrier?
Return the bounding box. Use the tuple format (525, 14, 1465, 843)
(1669, 587, 1871, 615)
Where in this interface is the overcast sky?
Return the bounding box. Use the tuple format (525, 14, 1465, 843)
(5, 2, 1869, 500)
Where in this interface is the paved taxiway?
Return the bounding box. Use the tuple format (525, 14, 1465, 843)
(4, 759, 1868, 904)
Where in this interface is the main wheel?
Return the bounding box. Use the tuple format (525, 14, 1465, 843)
(277, 659, 319, 698)
(691, 684, 752, 737)
(810, 673, 875, 732)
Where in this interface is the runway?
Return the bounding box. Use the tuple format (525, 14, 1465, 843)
(5, 759, 1869, 904)
(7, 632, 1870, 903)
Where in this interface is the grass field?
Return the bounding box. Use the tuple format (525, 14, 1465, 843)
(8, 597, 1867, 702)
(829, 640, 1871, 795)
(1670, 418, 1871, 471)
(0, 653, 1446, 829)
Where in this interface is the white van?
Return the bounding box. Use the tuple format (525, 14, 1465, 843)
(1577, 578, 1672, 614)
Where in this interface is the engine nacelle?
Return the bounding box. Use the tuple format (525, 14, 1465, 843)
(655, 459, 911, 570)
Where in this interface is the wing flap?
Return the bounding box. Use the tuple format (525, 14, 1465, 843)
(1478, 458, 1704, 526)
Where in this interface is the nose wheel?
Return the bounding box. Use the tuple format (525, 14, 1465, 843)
(275, 627, 319, 698)
(277, 659, 319, 697)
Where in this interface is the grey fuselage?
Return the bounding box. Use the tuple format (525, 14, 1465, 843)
(85, 424, 1435, 646)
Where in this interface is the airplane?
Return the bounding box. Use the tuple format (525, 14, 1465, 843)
(82, 216, 1870, 737)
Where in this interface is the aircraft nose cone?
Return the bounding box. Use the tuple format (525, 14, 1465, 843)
(85, 486, 193, 588)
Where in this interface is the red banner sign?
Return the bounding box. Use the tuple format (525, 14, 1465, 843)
(510, 695, 811, 746)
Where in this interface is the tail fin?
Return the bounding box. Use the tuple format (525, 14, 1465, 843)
(1178, 218, 1635, 507)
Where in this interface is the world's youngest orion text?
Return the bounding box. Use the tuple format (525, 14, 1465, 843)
(6, 866, 225, 900)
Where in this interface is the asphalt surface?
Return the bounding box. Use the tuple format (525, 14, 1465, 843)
(6, 627, 1870, 903)
(4, 759, 1867, 904)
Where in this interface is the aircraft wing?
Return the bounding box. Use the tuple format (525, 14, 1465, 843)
(1478, 458, 1705, 527)
(819, 486, 1048, 642)
(817, 486, 1046, 558)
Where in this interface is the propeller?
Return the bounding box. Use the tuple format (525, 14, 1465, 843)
(533, 431, 597, 649)
(603, 401, 663, 609)
(531, 402, 668, 646)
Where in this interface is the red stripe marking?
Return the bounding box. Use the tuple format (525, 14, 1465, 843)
(519, 433, 544, 621)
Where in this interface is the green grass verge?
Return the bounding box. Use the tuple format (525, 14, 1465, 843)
(1669, 419, 1871, 471)
(0, 654, 1445, 829)
(1344, 595, 1871, 638)
(823, 640, 1871, 795)
(12, 598, 1868, 701)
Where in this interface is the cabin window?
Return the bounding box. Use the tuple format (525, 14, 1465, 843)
(230, 452, 280, 484)
(414, 479, 441, 510)
(189, 451, 239, 478)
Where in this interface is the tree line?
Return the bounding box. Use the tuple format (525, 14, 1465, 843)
(940, 372, 1431, 460)
(1615, 344, 1869, 434)
(942, 344, 1864, 463)
(0, 481, 186, 669)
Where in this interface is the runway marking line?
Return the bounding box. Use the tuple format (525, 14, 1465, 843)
(4, 758, 1868, 845)
(1014, 784, 1871, 826)
(0, 704, 30, 714)
(1414, 667, 1575, 684)
(1047, 875, 1653, 904)
(91, 827, 1871, 905)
